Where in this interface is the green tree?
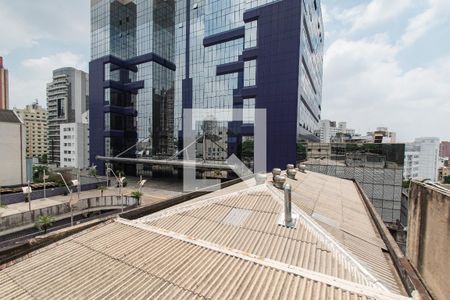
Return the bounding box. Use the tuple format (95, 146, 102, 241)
(33, 165, 49, 183)
(130, 191, 144, 206)
(402, 179, 411, 189)
(296, 143, 307, 162)
(241, 139, 254, 162)
(36, 215, 55, 233)
(39, 154, 48, 164)
(89, 167, 97, 177)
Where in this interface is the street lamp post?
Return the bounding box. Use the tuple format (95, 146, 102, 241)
(118, 176, 126, 212)
(43, 169, 49, 199)
(22, 182, 33, 212)
(57, 172, 74, 227)
(105, 163, 111, 188)
(137, 176, 147, 206)
(106, 167, 126, 212)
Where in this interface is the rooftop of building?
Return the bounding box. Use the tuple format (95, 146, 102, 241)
(0, 110, 22, 124)
(0, 170, 411, 299)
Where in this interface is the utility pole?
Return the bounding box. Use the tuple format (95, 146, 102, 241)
(27, 181, 31, 212)
(43, 169, 47, 199)
(77, 169, 81, 201)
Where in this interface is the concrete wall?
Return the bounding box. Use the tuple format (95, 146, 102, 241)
(1, 181, 107, 205)
(0, 121, 26, 186)
(0, 195, 137, 232)
(407, 181, 450, 300)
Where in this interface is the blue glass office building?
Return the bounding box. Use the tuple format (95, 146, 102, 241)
(90, 0, 324, 174)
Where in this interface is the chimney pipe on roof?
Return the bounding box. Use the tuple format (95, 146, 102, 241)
(272, 168, 281, 180)
(287, 168, 297, 179)
(298, 164, 306, 173)
(284, 184, 294, 227)
(255, 173, 267, 185)
(274, 175, 286, 189)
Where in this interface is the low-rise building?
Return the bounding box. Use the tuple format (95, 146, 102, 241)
(438, 166, 450, 183)
(13, 101, 48, 159)
(369, 127, 397, 144)
(0, 110, 26, 186)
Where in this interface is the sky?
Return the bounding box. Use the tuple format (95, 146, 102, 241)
(0, 0, 449, 143)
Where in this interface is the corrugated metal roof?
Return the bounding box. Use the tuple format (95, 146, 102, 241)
(0, 171, 410, 299)
(0, 110, 22, 124)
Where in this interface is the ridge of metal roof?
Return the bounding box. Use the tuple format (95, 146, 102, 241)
(135, 174, 405, 294)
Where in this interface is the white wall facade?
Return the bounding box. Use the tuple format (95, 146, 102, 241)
(0, 121, 26, 186)
(60, 122, 89, 169)
(404, 137, 440, 181)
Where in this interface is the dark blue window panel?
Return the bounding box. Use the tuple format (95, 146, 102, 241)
(216, 61, 244, 76)
(203, 26, 245, 47)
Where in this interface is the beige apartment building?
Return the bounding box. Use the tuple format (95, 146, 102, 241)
(14, 101, 48, 158)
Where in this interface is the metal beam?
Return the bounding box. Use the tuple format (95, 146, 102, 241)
(95, 156, 233, 171)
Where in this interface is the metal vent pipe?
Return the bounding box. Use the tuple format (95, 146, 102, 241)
(287, 168, 297, 179)
(284, 183, 293, 227)
(298, 164, 307, 173)
(255, 173, 267, 185)
(272, 168, 281, 180)
(274, 175, 286, 189)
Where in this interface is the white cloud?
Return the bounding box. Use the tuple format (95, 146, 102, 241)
(10, 52, 87, 109)
(0, 0, 89, 54)
(400, 0, 450, 47)
(0, 5, 45, 54)
(336, 0, 411, 32)
(322, 38, 450, 142)
(22, 52, 87, 74)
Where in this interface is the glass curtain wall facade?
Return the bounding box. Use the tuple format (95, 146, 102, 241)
(90, 0, 323, 173)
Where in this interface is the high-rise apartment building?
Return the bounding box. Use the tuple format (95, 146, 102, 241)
(440, 141, 450, 158)
(47, 67, 89, 167)
(14, 101, 48, 159)
(404, 137, 440, 181)
(0, 56, 9, 110)
(89, 0, 324, 173)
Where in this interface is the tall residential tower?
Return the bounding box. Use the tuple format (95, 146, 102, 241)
(47, 67, 89, 167)
(90, 0, 324, 173)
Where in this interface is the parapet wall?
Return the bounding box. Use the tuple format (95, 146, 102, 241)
(0, 195, 136, 232)
(407, 182, 450, 300)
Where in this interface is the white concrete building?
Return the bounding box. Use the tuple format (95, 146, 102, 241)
(60, 111, 89, 169)
(0, 110, 26, 186)
(404, 137, 440, 181)
(316, 120, 358, 143)
(317, 120, 337, 143)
